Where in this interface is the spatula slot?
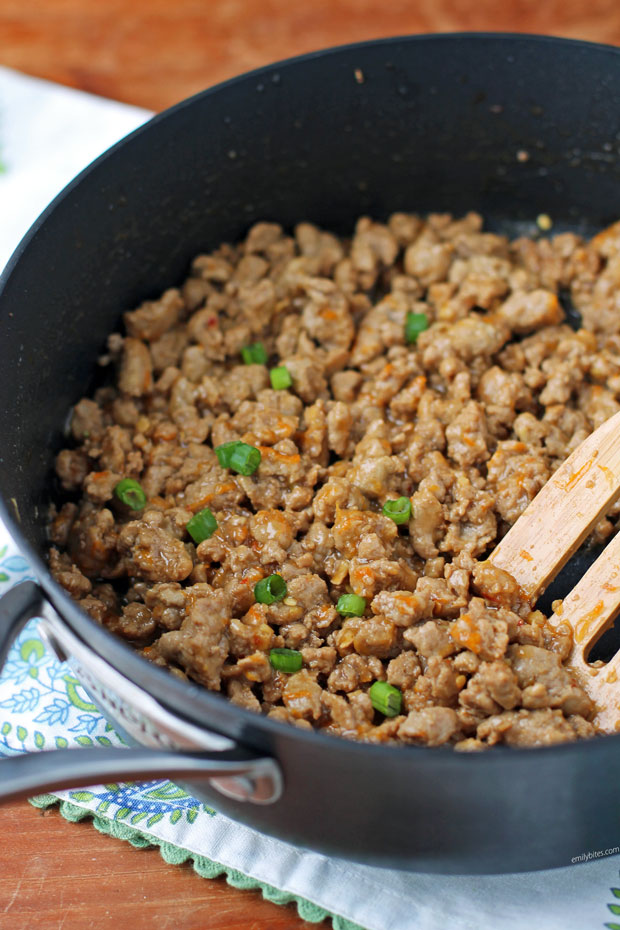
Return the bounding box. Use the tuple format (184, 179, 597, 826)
(584, 606, 620, 664)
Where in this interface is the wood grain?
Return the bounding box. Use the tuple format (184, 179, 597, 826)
(547, 529, 620, 733)
(1, 1, 620, 927)
(0, 0, 619, 110)
(490, 410, 620, 602)
(0, 800, 322, 930)
(489, 410, 620, 733)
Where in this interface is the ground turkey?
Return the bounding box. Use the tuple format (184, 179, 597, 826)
(49, 212, 617, 748)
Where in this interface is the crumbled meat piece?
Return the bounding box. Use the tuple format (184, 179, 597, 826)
(459, 661, 522, 716)
(71, 398, 104, 441)
(143, 583, 187, 630)
(227, 678, 261, 712)
(404, 236, 454, 287)
(55, 449, 89, 491)
(157, 590, 230, 689)
(508, 644, 594, 718)
(107, 603, 157, 643)
(282, 669, 324, 720)
(119, 337, 153, 396)
(348, 558, 415, 599)
(321, 691, 373, 736)
(351, 616, 397, 658)
(387, 651, 421, 690)
(49, 502, 78, 546)
(235, 651, 272, 683)
(477, 708, 595, 746)
(351, 217, 399, 289)
(118, 522, 193, 582)
(228, 604, 276, 657)
(301, 646, 337, 674)
(332, 508, 397, 558)
(450, 599, 509, 661)
(453, 650, 480, 675)
(68, 506, 119, 578)
(405, 619, 456, 658)
(445, 401, 490, 467)
(486, 442, 550, 524)
(84, 469, 122, 503)
(497, 289, 564, 334)
(471, 561, 524, 610)
(398, 706, 461, 746)
(327, 654, 383, 693)
(49, 548, 93, 598)
(370, 590, 426, 628)
(124, 288, 184, 341)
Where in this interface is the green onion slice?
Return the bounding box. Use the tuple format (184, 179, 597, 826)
(336, 594, 366, 617)
(369, 680, 402, 717)
(214, 440, 242, 467)
(382, 496, 412, 525)
(269, 648, 303, 673)
(114, 478, 147, 510)
(254, 573, 287, 604)
(230, 443, 261, 475)
(241, 342, 268, 365)
(215, 441, 261, 475)
(186, 507, 218, 544)
(405, 311, 429, 344)
(270, 365, 293, 390)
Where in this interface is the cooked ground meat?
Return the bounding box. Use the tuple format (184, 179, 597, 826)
(49, 211, 620, 749)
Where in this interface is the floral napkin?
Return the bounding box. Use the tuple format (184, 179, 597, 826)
(1, 63, 620, 930)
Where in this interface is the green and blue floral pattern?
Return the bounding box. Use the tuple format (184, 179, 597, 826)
(0, 526, 365, 930)
(0, 537, 212, 826)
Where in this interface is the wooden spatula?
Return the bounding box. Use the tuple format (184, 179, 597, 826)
(489, 409, 620, 734)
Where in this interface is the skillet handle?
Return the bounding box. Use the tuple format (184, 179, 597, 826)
(0, 581, 282, 805)
(0, 580, 47, 669)
(0, 745, 280, 804)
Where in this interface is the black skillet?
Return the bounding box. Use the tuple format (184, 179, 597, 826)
(0, 33, 619, 874)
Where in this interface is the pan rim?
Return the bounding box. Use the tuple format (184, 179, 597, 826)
(2, 29, 620, 761)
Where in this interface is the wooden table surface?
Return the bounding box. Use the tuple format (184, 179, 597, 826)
(1, 1, 620, 928)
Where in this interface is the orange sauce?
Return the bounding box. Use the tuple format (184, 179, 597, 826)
(257, 446, 301, 465)
(562, 455, 596, 493)
(189, 481, 237, 511)
(597, 463, 616, 488)
(574, 600, 605, 643)
(450, 614, 482, 653)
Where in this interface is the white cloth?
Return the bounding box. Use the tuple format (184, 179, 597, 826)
(0, 66, 149, 270)
(0, 65, 617, 930)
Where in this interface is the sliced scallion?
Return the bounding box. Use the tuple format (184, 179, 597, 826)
(230, 443, 261, 475)
(186, 507, 218, 544)
(114, 478, 147, 511)
(369, 680, 402, 717)
(215, 440, 261, 475)
(254, 573, 287, 604)
(336, 594, 366, 617)
(241, 342, 268, 365)
(382, 497, 412, 525)
(214, 440, 242, 468)
(269, 648, 302, 673)
(270, 365, 292, 390)
(405, 311, 428, 344)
